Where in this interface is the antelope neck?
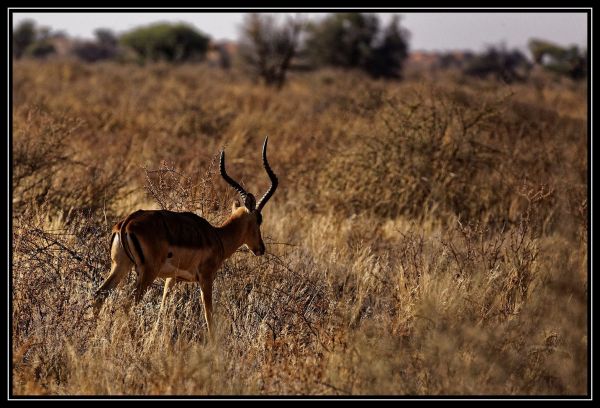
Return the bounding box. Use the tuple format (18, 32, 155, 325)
(216, 211, 248, 259)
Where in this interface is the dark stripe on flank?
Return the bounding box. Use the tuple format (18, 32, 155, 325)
(120, 232, 136, 264)
(119, 211, 142, 265)
(130, 233, 146, 265)
(109, 232, 116, 249)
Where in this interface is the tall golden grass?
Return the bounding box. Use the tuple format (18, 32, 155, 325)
(12, 60, 588, 395)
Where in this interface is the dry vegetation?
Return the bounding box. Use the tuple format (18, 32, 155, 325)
(12, 60, 588, 396)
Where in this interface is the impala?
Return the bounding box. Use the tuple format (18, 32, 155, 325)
(94, 137, 278, 337)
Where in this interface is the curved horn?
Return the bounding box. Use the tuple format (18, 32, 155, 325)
(256, 136, 278, 213)
(220, 149, 249, 202)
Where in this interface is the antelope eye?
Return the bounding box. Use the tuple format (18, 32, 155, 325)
(256, 213, 263, 226)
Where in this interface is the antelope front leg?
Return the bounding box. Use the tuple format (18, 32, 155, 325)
(199, 277, 214, 340)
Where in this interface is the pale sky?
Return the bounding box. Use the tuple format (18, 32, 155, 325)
(11, 11, 588, 53)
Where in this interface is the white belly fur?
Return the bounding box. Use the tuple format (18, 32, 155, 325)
(159, 259, 197, 281)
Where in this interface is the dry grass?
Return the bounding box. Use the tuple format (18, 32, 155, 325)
(11, 60, 588, 396)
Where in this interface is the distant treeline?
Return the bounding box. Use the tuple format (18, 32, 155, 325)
(13, 14, 587, 86)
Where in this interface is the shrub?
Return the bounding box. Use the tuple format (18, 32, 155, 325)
(24, 41, 56, 59)
(120, 23, 210, 63)
(463, 45, 532, 83)
(71, 42, 116, 63)
(314, 88, 513, 222)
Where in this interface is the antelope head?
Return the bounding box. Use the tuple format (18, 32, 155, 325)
(220, 137, 278, 256)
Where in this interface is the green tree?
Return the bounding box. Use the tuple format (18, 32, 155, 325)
(13, 20, 37, 58)
(120, 23, 210, 63)
(365, 15, 410, 79)
(304, 13, 410, 79)
(94, 28, 118, 47)
(528, 39, 586, 80)
(306, 13, 378, 68)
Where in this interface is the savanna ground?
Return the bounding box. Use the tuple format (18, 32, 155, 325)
(12, 59, 588, 396)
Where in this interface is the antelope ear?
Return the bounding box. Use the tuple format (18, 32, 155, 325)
(232, 200, 240, 212)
